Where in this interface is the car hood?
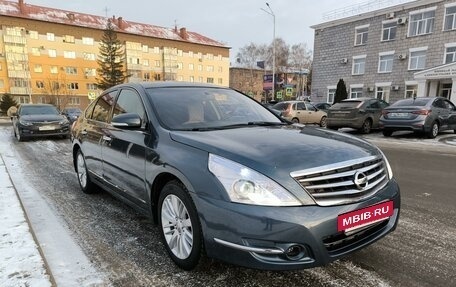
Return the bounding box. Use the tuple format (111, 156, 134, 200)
(20, 114, 65, 122)
(169, 126, 379, 175)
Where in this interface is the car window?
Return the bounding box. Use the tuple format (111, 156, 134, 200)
(92, 92, 116, 123)
(271, 102, 289, 111)
(433, 99, 447, 109)
(391, 98, 429, 107)
(296, 102, 306, 110)
(305, 103, 316, 111)
(146, 87, 280, 130)
(113, 89, 147, 128)
(368, 101, 380, 109)
(379, 100, 389, 108)
(84, 100, 97, 119)
(444, 100, 456, 110)
(331, 101, 362, 109)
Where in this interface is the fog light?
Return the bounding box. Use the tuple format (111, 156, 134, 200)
(285, 245, 305, 260)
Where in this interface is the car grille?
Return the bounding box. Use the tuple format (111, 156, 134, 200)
(290, 156, 389, 206)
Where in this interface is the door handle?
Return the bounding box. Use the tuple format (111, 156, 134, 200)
(102, 135, 112, 142)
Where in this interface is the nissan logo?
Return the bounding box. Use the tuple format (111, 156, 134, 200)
(353, 171, 369, 190)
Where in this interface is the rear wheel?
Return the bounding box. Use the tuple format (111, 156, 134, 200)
(291, 118, 299, 123)
(382, 130, 393, 137)
(427, 121, 439, 139)
(159, 180, 202, 270)
(319, 116, 327, 128)
(359, 119, 372, 134)
(75, 149, 96, 194)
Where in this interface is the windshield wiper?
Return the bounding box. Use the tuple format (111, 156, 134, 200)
(246, 121, 287, 126)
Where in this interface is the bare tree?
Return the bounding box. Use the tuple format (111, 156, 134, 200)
(235, 43, 268, 68)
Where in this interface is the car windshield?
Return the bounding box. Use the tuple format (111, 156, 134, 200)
(146, 87, 282, 130)
(20, 105, 59, 115)
(391, 98, 429, 107)
(331, 101, 362, 109)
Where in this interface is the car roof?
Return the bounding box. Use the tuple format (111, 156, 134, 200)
(341, 97, 377, 102)
(19, 104, 55, 107)
(104, 81, 226, 91)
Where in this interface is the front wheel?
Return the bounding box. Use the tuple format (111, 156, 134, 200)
(75, 149, 96, 194)
(159, 180, 202, 270)
(319, 116, 327, 128)
(15, 127, 25, 142)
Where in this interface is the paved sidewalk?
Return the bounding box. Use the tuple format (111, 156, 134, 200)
(0, 154, 54, 287)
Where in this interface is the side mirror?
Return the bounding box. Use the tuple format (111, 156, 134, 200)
(111, 113, 142, 129)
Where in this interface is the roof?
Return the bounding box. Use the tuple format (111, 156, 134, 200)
(0, 0, 228, 48)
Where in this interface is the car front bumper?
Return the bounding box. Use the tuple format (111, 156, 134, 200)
(18, 124, 70, 138)
(195, 178, 400, 270)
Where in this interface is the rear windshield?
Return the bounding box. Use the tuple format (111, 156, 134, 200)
(331, 101, 362, 109)
(391, 98, 429, 107)
(271, 102, 289, 111)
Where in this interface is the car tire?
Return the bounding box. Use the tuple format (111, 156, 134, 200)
(427, 121, 439, 139)
(15, 127, 25, 142)
(319, 116, 327, 128)
(75, 149, 96, 194)
(158, 180, 202, 271)
(359, 119, 372, 134)
(292, 118, 299, 123)
(382, 130, 393, 137)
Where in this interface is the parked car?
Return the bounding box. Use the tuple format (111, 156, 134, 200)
(271, 101, 327, 127)
(379, 97, 456, 138)
(327, 98, 389, 133)
(313, 102, 332, 112)
(71, 82, 400, 271)
(61, 107, 82, 124)
(12, 104, 70, 141)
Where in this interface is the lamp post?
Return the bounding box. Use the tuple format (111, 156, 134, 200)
(262, 2, 275, 101)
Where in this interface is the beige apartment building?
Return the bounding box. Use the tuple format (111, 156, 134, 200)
(0, 0, 230, 109)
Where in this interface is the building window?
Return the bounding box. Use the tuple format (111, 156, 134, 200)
(189, 76, 194, 82)
(31, 47, 40, 56)
(47, 33, 55, 41)
(177, 62, 183, 70)
(36, 81, 45, 89)
(189, 63, 194, 70)
(375, 85, 391, 102)
(128, 57, 140, 64)
(206, 65, 214, 72)
(382, 22, 397, 41)
(207, 77, 214, 83)
(49, 49, 57, 58)
(86, 83, 97, 90)
(68, 83, 79, 90)
(444, 5, 456, 31)
(378, 53, 394, 73)
(178, 75, 184, 81)
(350, 87, 363, 98)
(198, 65, 203, 71)
(409, 9, 435, 36)
(154, 74, 161, 81)
(82, 37, 94, 45)
(352, 56, 366, 75)
(143, 59, 149, 66)
(354, 25, 369, 46)
(405, 85, 417, 98)
(64, 35, 75, 43)
(29, 30, 38, 39)
(50, 66, 58, 74)
(69, 97, 80, 105)
(155, 60, 160, 67)
(64, 51, 76, 59)
(218, 78, 223, 85)
(66, 67, 78, 75)
(153, 47, 160, 54)
(142, 45, 149, 53)
(444, 44, 456, 64)
(38, 96, 46, 104)
(409, 48, 427, 70)
(34, 64, 42, 73)
(188, 51, 193, 58)
(143, 72, 150, 81)
(178, 50, 183, 56)
(327, 88, 336, 103)
(83, 53, 96, 61)
(198, 76, 203, 83)
(218, 66, 223, 73)
(84, 68, 96, 77)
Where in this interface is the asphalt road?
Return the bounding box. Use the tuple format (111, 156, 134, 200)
(1, 125, 455, 287)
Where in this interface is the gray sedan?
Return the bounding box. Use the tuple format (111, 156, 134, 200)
(379, 97, 456, 138)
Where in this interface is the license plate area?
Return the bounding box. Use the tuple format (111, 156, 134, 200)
(337, 201, 393, 232)
(39, 125, 55, 131)
(389, 112, 409, 118)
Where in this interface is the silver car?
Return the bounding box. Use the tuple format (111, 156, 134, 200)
(379, 97, 456, 138)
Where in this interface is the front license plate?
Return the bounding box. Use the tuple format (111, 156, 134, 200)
(337, 201, 394, 232)
(39, 125, 55, 131)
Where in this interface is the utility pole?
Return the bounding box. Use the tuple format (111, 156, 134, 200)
(262, 3, 275, 101)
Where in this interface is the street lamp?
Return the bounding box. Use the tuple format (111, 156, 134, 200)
(262, 2, 275, 101)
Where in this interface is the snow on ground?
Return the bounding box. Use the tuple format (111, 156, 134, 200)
(0, 155, 52, 287)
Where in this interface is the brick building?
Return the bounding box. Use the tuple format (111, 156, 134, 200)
(229, 67, 267, 102)
(311, 0, 456, 104)
(0, 0, 230, 109)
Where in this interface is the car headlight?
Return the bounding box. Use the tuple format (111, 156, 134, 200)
(19, 119, 32, 126)
(59, 118, 69, 125)
(208, 154, 302, 206)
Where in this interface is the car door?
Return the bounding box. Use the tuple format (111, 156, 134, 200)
(101, 88, 150, 205)
(444, 100, 456, 129)
(295, 102, 307, 123)
(366, 100, 383, 128)
(305, 103, 322, 124)
(433, 98, 450, 129)
(81, 92, 117, 179)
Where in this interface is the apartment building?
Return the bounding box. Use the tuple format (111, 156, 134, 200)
(311, 0, 456, 104)
(0, 0, 229, 109)
(229, 67, 267, 102)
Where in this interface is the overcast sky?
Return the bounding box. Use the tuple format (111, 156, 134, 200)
(25, 0, 413, 59)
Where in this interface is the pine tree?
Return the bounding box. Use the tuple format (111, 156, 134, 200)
(333, 79, 348, 104)
(96, 20, 128, 90)
(0, 93, 18, 115)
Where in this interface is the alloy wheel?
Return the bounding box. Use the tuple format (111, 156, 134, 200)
(76, 153, 87, 189)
